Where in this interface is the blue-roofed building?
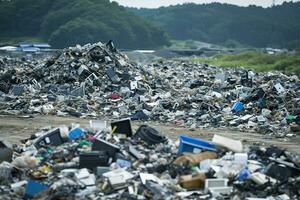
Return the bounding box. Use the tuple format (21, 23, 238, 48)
(19, 43, 32, 48)
(33, 43, 51, 48)
(18, 42, 52, 52)
(21, 47, 40, 52)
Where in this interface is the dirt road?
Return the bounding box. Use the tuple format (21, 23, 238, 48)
(0, 115, 299, 153)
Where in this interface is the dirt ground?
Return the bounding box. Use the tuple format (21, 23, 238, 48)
(0, 115, 299, 153)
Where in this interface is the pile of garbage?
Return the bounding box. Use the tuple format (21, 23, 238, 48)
(144, 60, 300, 137)
(0, 119, 299, 199)
(0, 41, 143, 118)
(0, 41, 300, 136)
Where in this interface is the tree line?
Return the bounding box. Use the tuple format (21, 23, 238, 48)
(0, 0, 170, 49)
(129, 2, 300, 49)
(1, 1, 300, 50)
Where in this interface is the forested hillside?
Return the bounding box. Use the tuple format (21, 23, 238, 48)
(0, 0, 170, 49)
(129, 2, 300, 49)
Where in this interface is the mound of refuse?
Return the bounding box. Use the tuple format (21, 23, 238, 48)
(0, 119, 299, 199)
(0, 41, 300, 137)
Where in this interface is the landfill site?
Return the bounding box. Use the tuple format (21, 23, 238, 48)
(0, 41, 299, 200)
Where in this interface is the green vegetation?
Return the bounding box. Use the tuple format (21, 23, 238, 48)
(0, 0, 170, 49)
(191, 52, 300, 73)
(129, 2, 300, 49)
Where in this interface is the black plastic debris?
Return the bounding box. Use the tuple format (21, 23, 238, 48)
(240, 71, 253, 87)
(79, 151, 110, 169)
(265, 146, 285, 158)
(92, 138, 120, 160)
(106, 40, 117, 52)
(131, 110, 149, 121)
(0, 140, 13, 163)
(77, 65, 91, 79)
(106, 68, 120, 83)
(133, 125, 166, 145)
(265, 162, 292, 181)
(111, 119, 133, 137)
(295, 116, 300, 125)
(34, 129, 64, 148)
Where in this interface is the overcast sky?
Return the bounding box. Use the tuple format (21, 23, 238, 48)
(112, 0, 298, 8)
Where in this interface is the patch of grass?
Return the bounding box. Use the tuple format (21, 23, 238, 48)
(191, 51, 300, 73)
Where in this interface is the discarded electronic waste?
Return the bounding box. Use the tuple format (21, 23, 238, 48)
(0, 41, 299, 138)
(0, 40, 299, 199)
(0, 119, 299, 199)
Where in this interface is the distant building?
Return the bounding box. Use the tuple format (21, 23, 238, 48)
(265, 47, 287, 55)
(32, 43, 51, 48)
(21, 47, 40, 53)
(0, 42, 55, 58)
(0, 46, 18, 52)
(18, 42, 52, 52)
(19, 43, 32, 49)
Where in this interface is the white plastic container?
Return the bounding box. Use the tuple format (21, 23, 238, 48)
(234, 153, 248, 167)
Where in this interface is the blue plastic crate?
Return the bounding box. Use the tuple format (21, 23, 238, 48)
(231, 101, 244, 113)
(178, 135, 217, 154)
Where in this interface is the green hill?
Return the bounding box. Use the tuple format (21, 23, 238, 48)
(0, 0, 170, 49)
(128, 2, 300, 49)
